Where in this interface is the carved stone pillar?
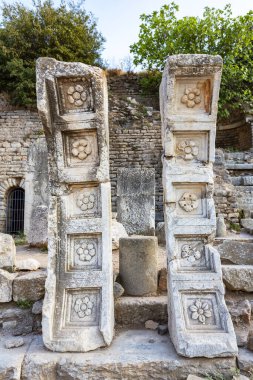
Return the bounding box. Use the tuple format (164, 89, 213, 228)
(160, 55, 237, 357)
(36, 58, 114, 352)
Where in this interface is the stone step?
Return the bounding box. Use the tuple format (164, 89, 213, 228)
(216, 240, 253, 265)
(10, 330, 236, 379)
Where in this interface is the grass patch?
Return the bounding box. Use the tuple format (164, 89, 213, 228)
(13, 232, 27, 245)
(16, 300, 33, 309)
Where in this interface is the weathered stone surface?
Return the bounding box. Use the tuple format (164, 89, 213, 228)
(238, 348, 253, 374)
(32, 300, 43, 315)
(5, 337, 24, 349)
(155, 222, 166, 245)
(158, 267, 167, 291)
(242, 176, 253, 186)
(247, 325, 253, 351)
(157, 324, 168, 335)
(111, 218, 128, 250)
(145, 320, 159, 330)
(187, 376, 205, 380)
(216, 214, 227, 237)
(117, 168, 155, 235)
(24, 137, 49, 247)
(0, 334, 32, 380)
(0, 304, 36, 336)
(217, 240, 253, 265)
(21, 331, 236, 380)
(113, 282, 124, 299)
(37, 58, 114, 352)
(222, 266, 253, 292)
(241, 219, 253, 234)
(0, 269, 17, 303)
(119, 236, 158, 296)
(16, 258, 40, 271)
(115, 296, 168, 326)
(160, 54, 237, 357)
(0, 232, 16, 271)
(226, 299, 251, 347)
(13, 270, 46, 302)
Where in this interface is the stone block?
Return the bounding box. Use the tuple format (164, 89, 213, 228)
(13, 270, 46, 302)
(37, 58, 114, 352)
(216, 214, 227, 237)
(217, 240, 253, 265)
(241, 219, 253, 234)
(226, 300, 251, 347)
(0, 269, 17, 302)
(21, 331, 236, 380)
(0, 232, 16, 271)
(16, 258, 40, 271)
(155, 222, 166, 244)
(222, 265, 253, 292)
(160, 54, 237, 357)
(119, 236, 157, 296)
(117, 168, 155, 235)
(238, 348, 253, 374)
(24, 137, 49, 247)
(242, 176, 253, 186)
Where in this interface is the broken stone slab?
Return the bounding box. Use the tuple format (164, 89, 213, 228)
(216, 214, 227, 237)
(115, 296, 168, 326)
(0, 232, 16, 271)
(117, 168, 155, 235)
(24, 137, 49, 247)
(222, 265, 253, 292)
(0, 334, 32, 380)
(32, 300, 43, 315)
(0, 269, 17, 303)
(238, 348, 253, 375)
(4, 337, 24, 349)
(21, 330, 236, 380)
(111, 218, 128, 250)
(2, 307, 34, 336)
(119, 236, 158, 296)
(241, 219, 253, 234)
(12, 270, 47, 302)
(217, 240, 253, 265)
(37, 58, 114, 352)
(16, 258, 40, 271)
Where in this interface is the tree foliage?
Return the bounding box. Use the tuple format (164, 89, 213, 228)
(0, 0, 105, 106)
(130, 3, 253, 120)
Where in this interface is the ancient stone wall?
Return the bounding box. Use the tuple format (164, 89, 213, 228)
(0, 105, 44, 231)
(216, 121, 252, 151)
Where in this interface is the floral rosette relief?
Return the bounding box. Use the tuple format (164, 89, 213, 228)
(71, 138, 91, 160)
(181, 87, 201, 108)
(177, 140, 199, 160)
(178, 192, 199, 212)
(181, 244, 201, 262)
(189, 299, 212, 324)
(74, 296, 94, 318)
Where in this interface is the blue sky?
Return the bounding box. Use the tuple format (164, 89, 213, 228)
(2, 0, 253, 66)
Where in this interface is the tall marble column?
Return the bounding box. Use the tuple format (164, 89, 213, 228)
(160, 55, 237, 357)
(36, 58, 114, 352)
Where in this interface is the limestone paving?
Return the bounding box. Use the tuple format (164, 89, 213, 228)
(36, 58, 114, 352)
(160, 54, 238, 357)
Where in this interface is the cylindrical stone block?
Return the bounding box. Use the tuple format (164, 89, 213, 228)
(119, 236, 158, 296)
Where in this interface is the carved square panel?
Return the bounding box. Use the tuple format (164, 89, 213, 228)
(174, 183, 207, 218)
(174, 132, 209, 162)
(63, 288, 100, 327)
(63, 130, 99, 168)
(176, 237, 212, 271)
(175, 78, 212, 114)
(66, 184, 101, 218)
(56, 76, 94, 115)
(67, 234, 102, 271)
(181, 292, 225, 332)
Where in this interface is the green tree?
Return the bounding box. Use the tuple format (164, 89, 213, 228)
(0, 0, 105, 106)
(130, 3, 253, 120)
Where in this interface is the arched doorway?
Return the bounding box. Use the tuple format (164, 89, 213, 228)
(6, 187, 25, 234)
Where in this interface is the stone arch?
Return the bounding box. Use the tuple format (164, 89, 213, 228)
(0, 177, 25, 232)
